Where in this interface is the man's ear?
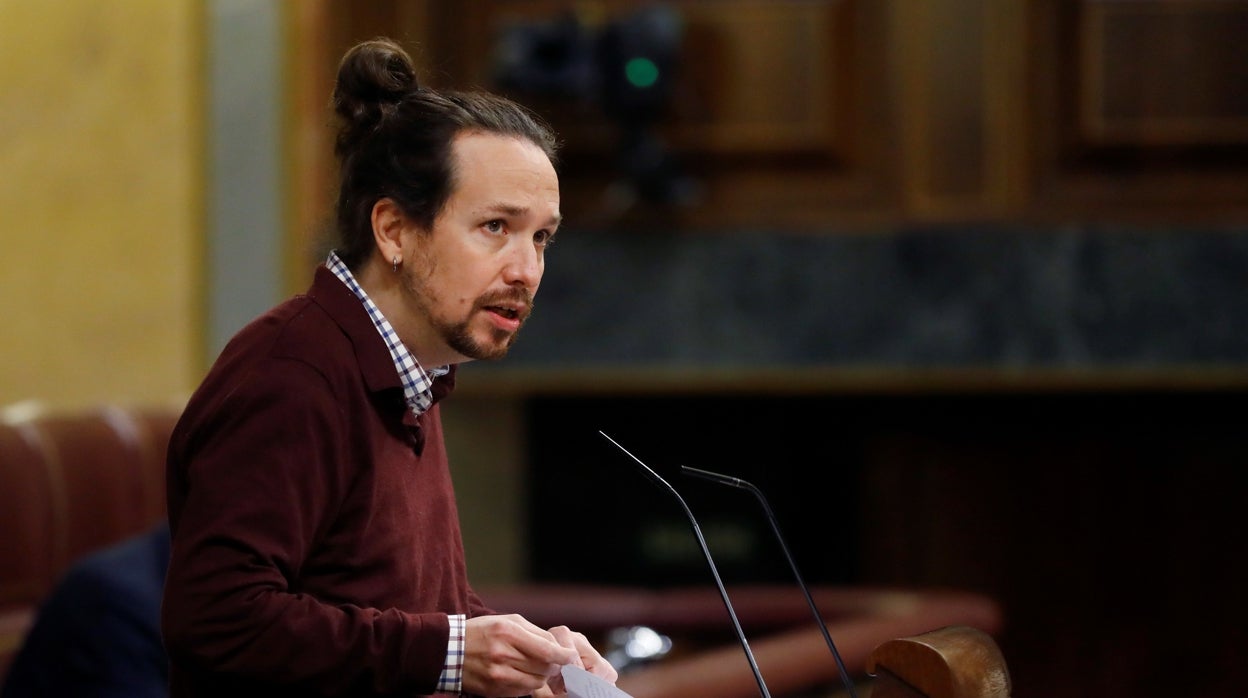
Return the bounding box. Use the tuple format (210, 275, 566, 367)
(370, 198, 407, 265)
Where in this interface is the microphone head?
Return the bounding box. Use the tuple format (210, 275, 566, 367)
(682, 464, 746, 488)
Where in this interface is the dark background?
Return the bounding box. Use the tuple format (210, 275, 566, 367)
(527, 390, 1247, 698)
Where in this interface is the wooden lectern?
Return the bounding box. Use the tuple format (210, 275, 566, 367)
(867, 625, 1011, 698)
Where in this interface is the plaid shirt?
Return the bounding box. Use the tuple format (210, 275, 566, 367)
(326, 252, 448, 417)
(326, 252, 466, 694)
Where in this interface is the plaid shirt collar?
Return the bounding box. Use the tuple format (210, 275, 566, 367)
(326, 251, 448, 418)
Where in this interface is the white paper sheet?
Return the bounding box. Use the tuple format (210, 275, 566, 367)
(561, 664, 635, 698)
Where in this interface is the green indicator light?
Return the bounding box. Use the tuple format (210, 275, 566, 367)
(624, 57, 660, 88)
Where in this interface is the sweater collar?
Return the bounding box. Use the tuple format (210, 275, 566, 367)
(307, 260, 456, 413)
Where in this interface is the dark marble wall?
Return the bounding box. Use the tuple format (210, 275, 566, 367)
(492, 225, 1248, 369)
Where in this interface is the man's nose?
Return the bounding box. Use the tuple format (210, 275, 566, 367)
(502, 240, 542, 290)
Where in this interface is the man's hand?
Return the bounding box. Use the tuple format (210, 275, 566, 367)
(532, 625, 620, 697)
(547, 625, 618, 685)
(462, 614, 579, 697)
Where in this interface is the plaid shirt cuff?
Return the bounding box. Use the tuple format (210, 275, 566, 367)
(436, 613, 466, 694)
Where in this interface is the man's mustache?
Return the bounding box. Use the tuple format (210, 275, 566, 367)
(475, 288, 535, 320)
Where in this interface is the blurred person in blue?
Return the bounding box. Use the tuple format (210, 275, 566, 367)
(1, 524, 170, 698)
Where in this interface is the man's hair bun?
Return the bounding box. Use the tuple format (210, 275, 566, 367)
(332, 38, 418, 149)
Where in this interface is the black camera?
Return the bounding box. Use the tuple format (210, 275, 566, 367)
(493, 5, 682, 124)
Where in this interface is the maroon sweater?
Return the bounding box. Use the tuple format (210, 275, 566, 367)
(163, 266, 489, 697)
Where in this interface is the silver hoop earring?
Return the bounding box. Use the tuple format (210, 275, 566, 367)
(392, 256, 400, 273)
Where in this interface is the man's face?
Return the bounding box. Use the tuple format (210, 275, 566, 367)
(398, 131, 560, 365)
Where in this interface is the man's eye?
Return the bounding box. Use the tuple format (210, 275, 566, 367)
(535, 230, 555, 247)
(484, 220, 505, 234)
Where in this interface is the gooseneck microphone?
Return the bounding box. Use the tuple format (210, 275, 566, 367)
(682, 465, 859, 698)
(598, 432, 772, 698)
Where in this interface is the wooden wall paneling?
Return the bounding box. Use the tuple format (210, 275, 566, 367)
(1079, 0, 1248, 147)
(651, 0, 888, 230)
(893, 0, 984, 214)
(660, 1, 843, 155)
(984, 0, 1031, 216)
(1027, 0, 1248, 220)
(673, 0, 901, 230)
(890, 0, 1029, 220)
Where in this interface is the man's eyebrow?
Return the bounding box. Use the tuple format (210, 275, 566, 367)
(480, 202, 562, 227)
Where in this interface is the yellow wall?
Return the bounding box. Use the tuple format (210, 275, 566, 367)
(1, 3, 202, 410)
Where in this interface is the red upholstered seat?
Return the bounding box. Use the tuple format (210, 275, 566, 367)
(0, 405, 172, 679)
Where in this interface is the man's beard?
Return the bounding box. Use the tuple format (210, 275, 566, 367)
(402, 267, 533, 362)
(439, 302, 527, 361)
